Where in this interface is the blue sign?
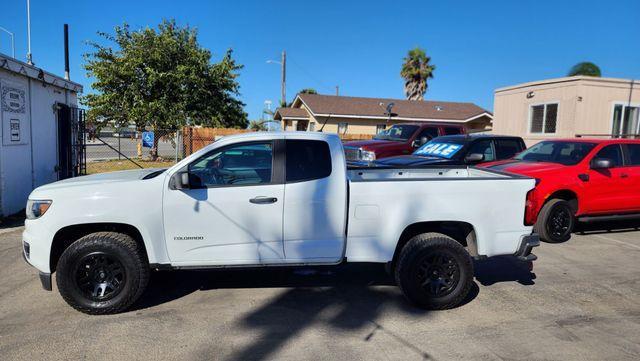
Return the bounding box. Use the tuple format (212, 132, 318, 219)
(142, 131, 154, 148)
(415, 142, 463, 159)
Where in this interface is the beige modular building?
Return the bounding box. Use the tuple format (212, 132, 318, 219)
(492, 76, 640, 146)
(274, 93, 493, 135)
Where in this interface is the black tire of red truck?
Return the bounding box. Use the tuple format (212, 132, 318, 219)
(534, 198, 576, 243)
(56, 232, 149, 315)
(395, 232, 474, 310)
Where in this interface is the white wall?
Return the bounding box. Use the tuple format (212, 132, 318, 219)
(0, 67, 78, 217)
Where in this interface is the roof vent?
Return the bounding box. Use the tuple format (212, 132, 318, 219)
(434, 105, 444, 111)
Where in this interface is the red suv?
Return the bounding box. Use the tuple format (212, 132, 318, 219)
(343, 123, 466, 162)
(480, 138, 640, 243)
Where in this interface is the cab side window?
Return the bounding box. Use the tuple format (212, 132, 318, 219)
(495, 139, 524, 160)
(286, 140, 332, 182)
(624, 144, 640, 165)
(594, 144, 623, 167)
(467, 140, 495, 162)
(189, 142, 273, 187)
(417, 127, 439, 141)
(443, 127, 462, 135)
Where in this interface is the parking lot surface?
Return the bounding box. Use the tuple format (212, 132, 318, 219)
(1, 220, 639, 361)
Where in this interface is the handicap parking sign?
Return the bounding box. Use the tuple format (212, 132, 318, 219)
(142, 131, 154, 148)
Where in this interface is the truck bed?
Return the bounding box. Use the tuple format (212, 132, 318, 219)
(345, 166, 535, 262)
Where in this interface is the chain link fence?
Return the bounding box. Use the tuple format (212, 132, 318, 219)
(85, 126, 373, 174)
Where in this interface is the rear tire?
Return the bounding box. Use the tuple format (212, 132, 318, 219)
(535, 198, 575, 243)
(56, 232, 149, 315)
(395, 233, 473, 310)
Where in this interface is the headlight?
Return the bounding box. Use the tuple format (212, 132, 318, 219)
(361, 150, 376, 162)
(26, 200, 52, 220)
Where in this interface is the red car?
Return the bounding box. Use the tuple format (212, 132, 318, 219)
(480, 138, 640, 243)
(343, 123, 466, 162)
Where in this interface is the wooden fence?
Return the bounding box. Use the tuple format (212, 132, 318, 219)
(182, 127, 374, 156)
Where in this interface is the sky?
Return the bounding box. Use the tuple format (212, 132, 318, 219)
(1, 0, 639, 121)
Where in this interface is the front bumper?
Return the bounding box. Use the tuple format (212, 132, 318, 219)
(22, 240, 52, 291)
(514, 234, 540, 262)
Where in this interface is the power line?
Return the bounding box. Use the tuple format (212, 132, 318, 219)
(287, 55, 336, 94)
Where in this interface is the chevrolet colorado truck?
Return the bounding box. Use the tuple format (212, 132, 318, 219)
(480, 138, 640, 243)
(23, 132, 538, 315)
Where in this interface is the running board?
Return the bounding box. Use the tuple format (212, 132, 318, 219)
(578, 213, 640, 223)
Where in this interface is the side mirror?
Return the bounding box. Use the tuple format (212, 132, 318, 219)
(591, 158, 613, 169)
(412, 137, 429, 148)
(171, 171, 191, 190)
(465, 153, 484, 163)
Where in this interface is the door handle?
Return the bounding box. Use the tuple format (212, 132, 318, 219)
(250, 197, 278, 204)
(621, 173, 629, 178)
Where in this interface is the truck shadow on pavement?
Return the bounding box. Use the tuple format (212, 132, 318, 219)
(132, 259, 534, 360)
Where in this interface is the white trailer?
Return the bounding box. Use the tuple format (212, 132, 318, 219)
(0, 53, 83, 217)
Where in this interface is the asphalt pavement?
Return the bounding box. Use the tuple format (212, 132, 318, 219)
(1, 220, 639, 360)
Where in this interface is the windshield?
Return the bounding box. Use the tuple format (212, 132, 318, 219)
(373, 125, 419, 141)
(514, 141, 596, 165)
(414, 139, 465, 159)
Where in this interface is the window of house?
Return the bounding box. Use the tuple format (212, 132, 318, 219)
(530, 103, 558, 134)
(286, 140, 332, 182)
(337, 122, 348, 134)
(376, 124, 387, 134)
(308, 122, 316, 131)
(612, 104, 639, 137)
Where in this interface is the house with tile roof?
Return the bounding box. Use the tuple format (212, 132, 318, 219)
(274, 93, 493, 135)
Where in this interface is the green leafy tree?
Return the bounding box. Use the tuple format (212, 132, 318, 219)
(568, 62, 601, 77)
(248, 120, 268, 131)
(83, 19, 248, 158)
(401, 48, 435, 101)
(299, 88, 317, 94)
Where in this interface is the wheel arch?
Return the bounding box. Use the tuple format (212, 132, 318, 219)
(545, 189, 579, 213)
(50, 223, 149, 273)
(390, 221, 476, 271)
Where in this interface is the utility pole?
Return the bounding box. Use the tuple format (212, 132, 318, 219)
(335, 85, 339, 96)
(281, 50, 286, 107)
(26, 0, 33, 64)
(0, 26, 15, 58)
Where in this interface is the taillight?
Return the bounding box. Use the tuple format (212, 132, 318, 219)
(524, 188, 537, 226)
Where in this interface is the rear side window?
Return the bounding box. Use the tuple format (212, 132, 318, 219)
(625, 144, 640, 165)
(495, 139, 524, 160)
(444, 127, 462, 135)
(286, 140, 332, 182)
(417, 127, 439, 140)
(594, 144, 623, 167)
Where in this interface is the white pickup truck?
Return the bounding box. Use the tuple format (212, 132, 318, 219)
(23, 132, 539, 314)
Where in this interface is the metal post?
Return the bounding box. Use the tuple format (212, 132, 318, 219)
(63, 24, 70, 80)
(26, 0, 33, 64)
(118, 130, 121, 160)
(281, 50, 286, 107)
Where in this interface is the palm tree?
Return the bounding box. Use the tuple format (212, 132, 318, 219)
(248, 120, 268, 131)
(299, 88, 317, 94)
(401, 48, 435, 101)
(568, 62, 601, 77)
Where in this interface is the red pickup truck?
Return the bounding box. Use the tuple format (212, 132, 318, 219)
(480, 138, 640, 243)
(343, 123, 466, 162)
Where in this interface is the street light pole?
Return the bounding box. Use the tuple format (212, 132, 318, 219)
(0, 26, 15, 58)
(267, 50, 287, 107)
(26, 0, 33, 64)
(281, 50, 286, 107)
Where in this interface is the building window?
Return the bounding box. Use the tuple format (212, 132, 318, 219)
(529, 103, 558, 134)
(308, 122, 316, 131)
(376, 124, 386, 133)
(337, 122, 348, 134)
(612, 104, 639, 137)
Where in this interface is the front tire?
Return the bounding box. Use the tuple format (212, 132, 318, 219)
(395, 233, 473, 310)
(535, 198, 575, 243)
(56, 232, 149, 315)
